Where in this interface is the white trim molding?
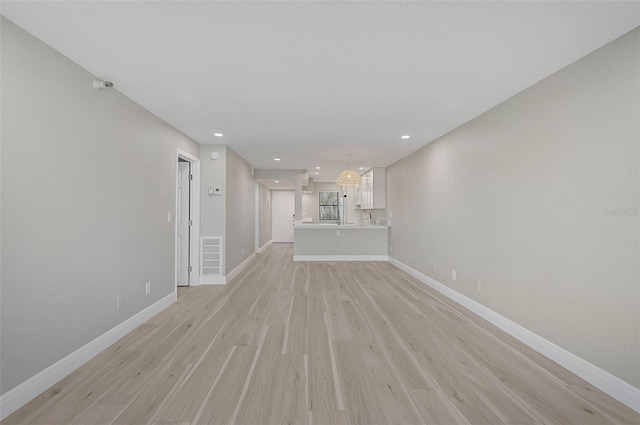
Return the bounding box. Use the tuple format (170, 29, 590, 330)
(226, 253, 256, 283)
(175, 149, 200, 291)
(0, 292, 176, 420)
(256, 239, 273, 253)
(294, 254, 388, 262)
(388, 256, 640, 413)
(198, 275, 227, 285)
(199, 252, 256, 285)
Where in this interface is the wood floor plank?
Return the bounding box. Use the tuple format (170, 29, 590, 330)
(354, 285, 438, 389)
(323, 290, 354, 340)
(217, 313, 262, 347)
(152, 340, 232, 423)
(96, 320, 194, 405)
(5, 243, 636, 425)
(308, 310, 340, 411)
(291, 262, 309, 295)
(268, 354, 308, 425)
(333, 341, 386, 425)
(312, 410, 349, 425)
(284, 294, 308, 355)
(192, 345, 257, 425)
(111, 362, 190, 425)
(26, 350, 144, 425)
(269, 290, 295, 326)
(568, 383, 640, 424)
(367, 368, 424, 425)
(234, 326, 285, 424)
(340, 298, 375, 343)
(410, 388, 466, 425)
(71, 404, 128, 425)
(151, 422, 191, 425)
(1, 327, 150, 425)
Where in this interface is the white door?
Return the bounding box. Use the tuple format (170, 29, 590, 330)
(177, 160, 191, 286)
(272, 190, 294, 242)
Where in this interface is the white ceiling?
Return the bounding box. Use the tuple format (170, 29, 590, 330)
(2, 1, 638, 185)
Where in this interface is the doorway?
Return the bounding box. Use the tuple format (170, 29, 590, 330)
(272, 190, 294, 242)
(176, 150, 200, 289)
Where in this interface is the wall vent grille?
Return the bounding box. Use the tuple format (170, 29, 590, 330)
(200, 236, 223, 276)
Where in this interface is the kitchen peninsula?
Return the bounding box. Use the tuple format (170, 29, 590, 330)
(293, 224, 389, 261)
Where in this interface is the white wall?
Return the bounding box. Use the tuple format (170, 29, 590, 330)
(200, 144, 227, 265)
(386, 28, 639, 388)
(302, 182, 364, 224)
(1, 17, 200, 395)
(258, 184, 272, 249)
(302, 182, 340, 222)
(225, 147, 256, 272)
(272, 190, 294, 242)
(199, 145, 257, 275)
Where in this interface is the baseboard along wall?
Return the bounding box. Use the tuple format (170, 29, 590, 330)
(0, 292, 176, 420)
(388, 256, 640, 413)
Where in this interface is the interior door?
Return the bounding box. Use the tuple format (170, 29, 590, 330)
(272, 190, 294, 242)
(177, 160, 191, 286)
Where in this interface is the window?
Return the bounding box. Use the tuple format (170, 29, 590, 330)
(319, 191, 339, 221)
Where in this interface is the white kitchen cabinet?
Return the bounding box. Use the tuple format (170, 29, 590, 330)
(358, 167, 386, 209)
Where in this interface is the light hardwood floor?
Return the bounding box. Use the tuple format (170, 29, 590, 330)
(4, 243, 637, 425)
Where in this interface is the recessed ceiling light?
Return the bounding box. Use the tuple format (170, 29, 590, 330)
(401, 135, 410, 139)
(316, 166, 320, 170)
(214, 133, 223, 137)
(359, 167, 364, 170)
(274, 158, 281, 161)
(274, 180, 280, 183)
(315, 172, 319, 175)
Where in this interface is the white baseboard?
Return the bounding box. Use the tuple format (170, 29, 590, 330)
(0, 292, 176, 420)
(388, 256, 640, 413)
(198, 253, 257, 285)
(226, 253, 256, 283)
(293, 254, 388, 262)
(198, 275, 227, 285)
(256, 239, 273, 253)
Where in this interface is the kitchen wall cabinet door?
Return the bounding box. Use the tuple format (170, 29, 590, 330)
(360, 167, 385, 209)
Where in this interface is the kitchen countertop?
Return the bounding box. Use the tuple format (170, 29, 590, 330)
(294, 223, 389, 229)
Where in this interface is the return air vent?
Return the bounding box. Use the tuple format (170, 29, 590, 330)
(200, 236, 223, 276)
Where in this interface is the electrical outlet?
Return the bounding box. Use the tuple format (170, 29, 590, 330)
(242, 248, 245, 255)
(476, 280, 482, 291)
(167, 212, 171, 223)
(336, 230, 340, 236)
(116, 295, 123, 311)
(452, 270, 456, 281)
(390, 245, 393, 252)
(145, 281, 151, 295)
(434, 263, 437, 271)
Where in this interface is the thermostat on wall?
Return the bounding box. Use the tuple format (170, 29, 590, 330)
(210, 151, 220, 160)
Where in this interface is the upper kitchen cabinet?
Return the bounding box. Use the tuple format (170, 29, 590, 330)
(358, 167, 386, 209)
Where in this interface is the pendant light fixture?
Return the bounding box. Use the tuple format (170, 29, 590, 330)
(336, 154, 362, 186)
